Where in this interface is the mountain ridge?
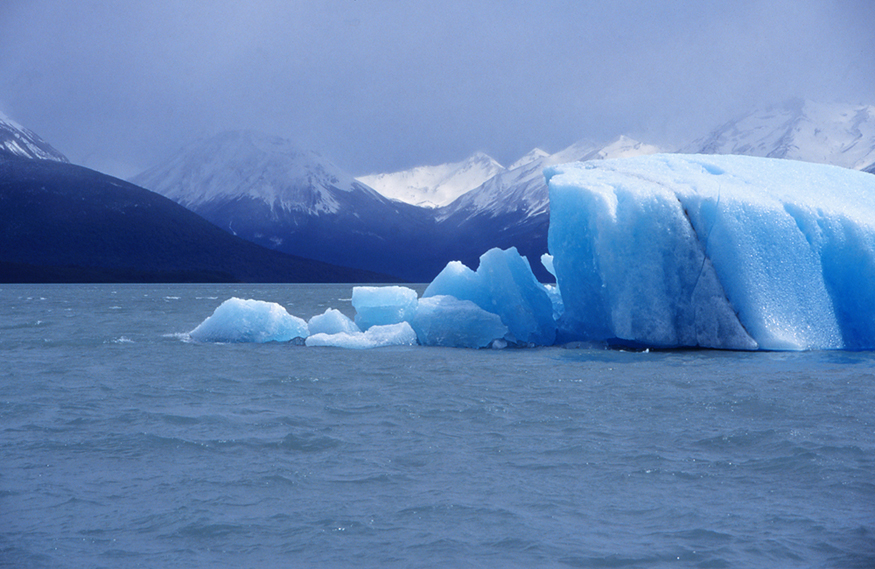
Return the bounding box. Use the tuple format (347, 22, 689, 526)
(0, 111, 69, 162)
(0, 155, 394, 283)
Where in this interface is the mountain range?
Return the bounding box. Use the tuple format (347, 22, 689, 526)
(123, 99, 875, 282)
(130, 131, 445, 282)
(0, 130, 392, 283)
(3, 99, 873, 283)
(683, 99, 875, 172)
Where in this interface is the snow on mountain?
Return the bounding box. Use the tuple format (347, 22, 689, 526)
(0, 110, 68, 162)
(357, 152, 505, 208)
(132, 130, 383, 216)
(440, 135, 663, 222)
(130, 130, 443, 281)
(508, 148, 549, 170)
(684, 99, 875, 171)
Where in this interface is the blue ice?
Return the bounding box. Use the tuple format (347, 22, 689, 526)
(189, 297, 308, 343)
(410, 295, 509, 348)
(308, 308, 360, 336)
(305, 322, 417, 349)
(546, 153, 875, 350)
(423, 247, 556, 346)
(189, 155, 875, 351)
(351, 286, 418, 331)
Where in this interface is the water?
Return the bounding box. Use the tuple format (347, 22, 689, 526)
(2, 284, 874, 568)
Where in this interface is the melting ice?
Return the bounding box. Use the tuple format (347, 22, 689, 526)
(189, 154, 875, 351)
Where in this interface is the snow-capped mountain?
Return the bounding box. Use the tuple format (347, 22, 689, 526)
(684, 99, 875, 171)
(357, 152, 505, 208)
(440, 135, 663, 223)
(131, 131, 444, 281)
(0, 156, 387, 283)
(132, 130, 383, 215)
(508, 148, 549, 170)
(0, 110, 68, 162)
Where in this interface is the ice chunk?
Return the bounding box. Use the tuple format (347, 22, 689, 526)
(410, 295, 509, 348)
(424, 247, 556, 345)
(545, 153, 875, 350)
(307, 308, 360, 335)
(351, 286, 419, 330)
(190, 297, 308, 343)
(305, 321, 417, 349)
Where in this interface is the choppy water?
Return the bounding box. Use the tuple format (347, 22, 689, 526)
(2, 284, 874, 568)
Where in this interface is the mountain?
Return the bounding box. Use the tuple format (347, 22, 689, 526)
(0, 155, 392, 283)
(434, 136, 663, 280)
(357, 152, 505, 208)
(683, 99, 875, 171)
(131, 131, 444, 281)
(0, 111, 68, 162)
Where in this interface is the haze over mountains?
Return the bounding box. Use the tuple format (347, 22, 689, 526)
(3, 99, 874, 283)
(0, 118, 392, 283)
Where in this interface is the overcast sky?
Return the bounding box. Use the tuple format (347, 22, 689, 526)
(1, 0, 872, 179)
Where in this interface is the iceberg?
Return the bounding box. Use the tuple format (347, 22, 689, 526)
(410, 295, 509, 348)
(307, 308, 360, 336)
(305, 322, 417, 349)
(189, 154, 875, 352)
(423, 247, 556, 345)
(546, 153, 875, 350)
(351, 286, 418, 331)
(189, 297, 308, 343)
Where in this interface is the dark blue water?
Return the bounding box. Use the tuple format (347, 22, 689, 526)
(2, 284, 874, 568)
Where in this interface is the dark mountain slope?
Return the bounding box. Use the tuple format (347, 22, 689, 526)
(0, 156, 393, 283)
(131, 131, 447, 282)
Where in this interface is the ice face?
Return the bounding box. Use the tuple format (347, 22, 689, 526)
(307, 308, 360, 336)
(189, 297, 308, 343)
(546, 153, 875, 350)
(423, 247, 556, 346)
(410, 295, 509, 348)
(305, 322, 417, 349)
(351, 286, 419, 331)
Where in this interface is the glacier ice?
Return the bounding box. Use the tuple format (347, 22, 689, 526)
(307, 308, 360, 336)
(546, 153, 875, 350)
(189, 154, 875, 351)
(352, 286, 419, 331)
(305, 322, 417, 349)
(423, 247, 556, 346)
(189, 297, 308, 343)
(410, 295, 509, 348)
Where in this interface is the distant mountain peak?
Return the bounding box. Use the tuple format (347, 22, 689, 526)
(508, 148, 549, 170)
(357, 152, 505, 208)
(0, 110, 68, 162)
(685, 99, 875, 171)
(131, 130, 380, 215)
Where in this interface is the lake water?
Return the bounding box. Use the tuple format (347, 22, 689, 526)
(2, 284, 874, 568)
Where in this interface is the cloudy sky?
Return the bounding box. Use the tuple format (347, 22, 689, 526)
(1, 0, 872, 179)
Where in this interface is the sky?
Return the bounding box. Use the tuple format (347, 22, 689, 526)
(1, 0, 873, 179)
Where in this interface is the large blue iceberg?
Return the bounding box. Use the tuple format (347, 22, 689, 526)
(188, 154, 875, 351)
(546, 154, 875, 350)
